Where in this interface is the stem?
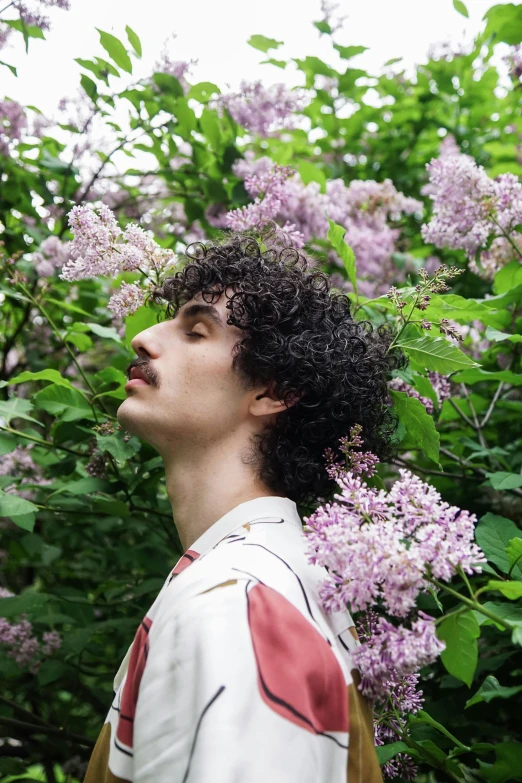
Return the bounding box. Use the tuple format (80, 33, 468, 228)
(0, 426, 86, 457)
(448, 398, 476, 430)
(0, 1, 15, 15)
(430, 578, 514, 630)
(15, 281, 116, 422)
(458, 565, 475, 600)
(490, 216, 522, 260)
(0, 716, 94, 748)
(480, 381, 505, 429)
(0, 695, 49, 728)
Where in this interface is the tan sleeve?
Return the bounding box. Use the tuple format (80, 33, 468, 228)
(83, 722, 130, 783)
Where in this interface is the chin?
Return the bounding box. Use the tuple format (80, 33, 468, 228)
(117, 398, 146, 436)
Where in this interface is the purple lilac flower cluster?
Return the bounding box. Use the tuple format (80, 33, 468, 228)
(305, 466, 485, 618)
(219, 81, 309, 138)
(0, 100, 27, 155)
(61, 205, 180, 316)
(421, 142, 522, 277)
(0, 588, 61, 673)
(226, 153, 422, 295)
(358, 609, 425, 780)
(389, 372, 452, 415)
(303, 436, 485, 702)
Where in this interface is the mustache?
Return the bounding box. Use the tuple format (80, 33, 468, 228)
(126, 357, 160, 388)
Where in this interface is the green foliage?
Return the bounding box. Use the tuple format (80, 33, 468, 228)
(1, 3, 522, 780)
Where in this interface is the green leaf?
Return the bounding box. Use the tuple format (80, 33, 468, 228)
(125, 25, 142, 57)
(507, 538, 522, 573)
(0, 591, 51, 618)
(396, 335, 480, 373)
(389, 391, 440, 465)
(125, 306, 160, 347)
(453, 0, 469, 17)
(0, 398, 43, 426)
(85, 322, 123, 344)
(260, 58, 287, 69)
(80, 74, 98, 102)
(34, 384, 93, 422)
(3, 18, 45, 39)
(0, 432, 17, 457)
(8, 369, 75, 389)
(48, 478, 112, 497)
(38, 659, 70, 687)
(327, 219, 357, 295)
(483, 4, 522, 46)
(466, 675, 522, 708)
(0, 489, 38, 523)
(475, 513, 522, 575)
(437, 611, 480, 687)
(187, 82, 221, 103)
(482, 741, 522, 783)
(485, 327, 522, 344)
(375, 741, 414, 765)
(298, 160, 327, 191)
(200, 108, 221, 149)
(96, 432, 141, 463)
(97, 29, 132, 73)
(411, 373, 438, 405)
(333, 45, 368, 59)
(485, 472, 522, 491)
(493, 260, 522, 295)
(247, 34, 283, 53)
(153, 72, 184, 97)
(0, 59, 17, 76)
(486, 580, 522, 600)
(452, 368, 522, 386)
(314, 20, 332, 34)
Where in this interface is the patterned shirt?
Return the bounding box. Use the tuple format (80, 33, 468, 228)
(83, 495, 384, 783)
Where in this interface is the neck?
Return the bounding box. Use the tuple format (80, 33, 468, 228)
(162, 435, 278, 552)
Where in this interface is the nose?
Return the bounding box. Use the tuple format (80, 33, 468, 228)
(130, 324, 163, 359)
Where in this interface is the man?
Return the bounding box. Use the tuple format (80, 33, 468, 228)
(83, 233, 398, 783)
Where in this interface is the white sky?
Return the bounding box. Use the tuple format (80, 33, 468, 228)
(1, 0, 513, 114)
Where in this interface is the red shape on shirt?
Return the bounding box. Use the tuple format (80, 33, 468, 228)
(169, 549, 200, 580)
(247, 582, 348, 735)
(116, 615, 152, 749)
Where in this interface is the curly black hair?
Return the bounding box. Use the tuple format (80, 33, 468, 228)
(152, 231, 405, 508)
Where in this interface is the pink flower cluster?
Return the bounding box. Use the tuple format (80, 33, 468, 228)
(219, 81, 309, 138)
(61, 205, 180, 316)
(353, 611, 445, 700)
(32, 235, 71, 277)
(421, 145, 522, 275)
(0, 100, 27, 155)
(0, 445, 52, 500)
(305, 467, 485, 619)
(0, 588, 61, 674)
(226, 153, 422, 295)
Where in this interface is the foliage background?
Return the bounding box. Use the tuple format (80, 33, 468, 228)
(1, 1, 522, 781)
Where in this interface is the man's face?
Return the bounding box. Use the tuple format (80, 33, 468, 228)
(117, 289, 254, 455)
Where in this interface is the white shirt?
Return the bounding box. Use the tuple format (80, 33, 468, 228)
(83, 495, 383, 783)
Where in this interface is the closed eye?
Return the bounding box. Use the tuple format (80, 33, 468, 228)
(185, 332, 204, 339)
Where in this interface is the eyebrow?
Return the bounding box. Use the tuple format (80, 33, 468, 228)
(173, 303, 225, 328)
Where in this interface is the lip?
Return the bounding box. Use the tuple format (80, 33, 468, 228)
(125, 378, 150, 390)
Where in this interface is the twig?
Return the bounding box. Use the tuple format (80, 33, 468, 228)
(480, 381, 504, 428)
(0, 716, 94, 748)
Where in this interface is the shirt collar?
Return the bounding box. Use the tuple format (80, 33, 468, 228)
(187, 495, 302, 559)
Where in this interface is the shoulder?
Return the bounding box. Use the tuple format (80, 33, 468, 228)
(156, 517, 355, 643)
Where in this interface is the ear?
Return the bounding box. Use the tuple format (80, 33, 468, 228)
(249, 384, 301, 419)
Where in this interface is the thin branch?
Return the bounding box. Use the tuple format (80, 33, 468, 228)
(480, 381, 505, 428)
(0, 716, 94, 749)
